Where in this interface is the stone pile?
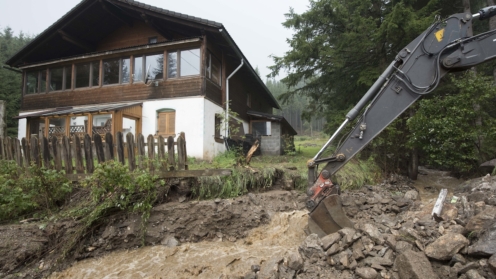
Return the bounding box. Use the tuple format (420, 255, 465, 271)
(244, 174, 496, 279)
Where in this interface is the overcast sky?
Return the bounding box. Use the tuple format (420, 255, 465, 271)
(0, 0, 309, 79)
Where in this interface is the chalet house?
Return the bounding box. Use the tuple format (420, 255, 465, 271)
(6, 0, 296, 160)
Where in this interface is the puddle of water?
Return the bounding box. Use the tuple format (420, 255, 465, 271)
(50, 211, 308, 279)
(413, 167, 462, 201)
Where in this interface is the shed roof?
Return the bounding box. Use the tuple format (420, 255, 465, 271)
(247, 110, 297, 136)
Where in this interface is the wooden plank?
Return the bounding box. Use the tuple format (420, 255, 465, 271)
(157, 135, 167, 172)
(105, 132, 114, 160)
(65, 169, 232, 181)
(73, 135, 84, 174)
(116, 131, 125, 164)
(14, 138, 22, 167)
(22, 138, 30, 168)
(51, 136, 62, 171)
(0, 137, 4, 160)
(147, 134, 155, 171)
(41, 136, 51, 168)
(137, 133, 145, 169)
(62, 136, 73, 174)
(30, 136, 40, 167)
(180, 132, 188, 170)
(177, 135, 185, 171)
(432, 188, 448, 221)
(5, 137, 12, 161)
(167, 136, 175, 171)
(126, 132, 136, 171)
(84, 134, 94, 173)
(93, 133, 105, 164)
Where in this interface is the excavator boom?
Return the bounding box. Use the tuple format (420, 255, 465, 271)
(307, 7, 496, 237)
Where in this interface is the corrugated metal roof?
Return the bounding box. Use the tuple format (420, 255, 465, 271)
(15, 102, 142, 118)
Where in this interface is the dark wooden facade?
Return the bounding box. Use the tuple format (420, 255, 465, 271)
(8, 0, 280, 138)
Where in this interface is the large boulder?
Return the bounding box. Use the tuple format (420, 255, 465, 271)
(488, 253, 496, 273)
(465, 207, 496, 232)
(299, 234, 324, 259)
(424, 233, 469, 260)
(394, 250, 439, 279)
(468, 223, 496, 256)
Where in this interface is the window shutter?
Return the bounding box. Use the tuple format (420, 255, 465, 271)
(157, 111, 175, 137)
(166, 112, 175, 135)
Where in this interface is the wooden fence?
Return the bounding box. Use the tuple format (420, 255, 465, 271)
(0, 132, 231, 181)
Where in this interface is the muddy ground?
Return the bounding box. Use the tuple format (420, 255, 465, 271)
(1, 168, 496, 279)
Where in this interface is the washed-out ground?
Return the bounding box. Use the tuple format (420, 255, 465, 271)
(2, 168, 496, 279)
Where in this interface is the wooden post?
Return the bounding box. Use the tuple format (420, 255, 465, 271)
(93, 133, 105, 164)
(432, 188, 448, 221)
(41, 136, 51, 168)
(126, 132, 136, 171)
(73, 135, 84, 174)
(22, 138, 31, 168)
(167, 136, 175, 171)
(116, 132, 125, 164)
(51, 136, 62, 171)
(180, 132, 188, 170)
(137, 133, 145, 169)
(62, 136, 73, 174)
(0, 137, 4, 160)
(105, 132, 114, 160)
(84, 134, 94, 173)
(30, 136, 40, 167)
(177, 135, 185, 170)
(147, 134, 155, 171)
(157, 135, 167, 171)
(5, 137, 12, 160)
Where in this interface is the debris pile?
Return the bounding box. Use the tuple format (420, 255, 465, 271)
(245, 174, 496, 279)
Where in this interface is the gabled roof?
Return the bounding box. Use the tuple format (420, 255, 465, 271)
(6, 0, 280, 109)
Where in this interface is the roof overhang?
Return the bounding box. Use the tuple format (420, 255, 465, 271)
(247, 110, 297, 136)
(15, 102, 142, 119)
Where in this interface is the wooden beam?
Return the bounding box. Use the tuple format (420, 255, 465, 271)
(66, 169, 232, 181)
(58, 30, 95, 52)
(99, 0, 133, 27)
(141, 13, 173, 40)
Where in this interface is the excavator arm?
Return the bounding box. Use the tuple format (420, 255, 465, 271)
(307, 6, 496, 237)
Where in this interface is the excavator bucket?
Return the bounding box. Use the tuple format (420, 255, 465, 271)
(307, 194, 354, 238)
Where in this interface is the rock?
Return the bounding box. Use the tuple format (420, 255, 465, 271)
(394, 250, 439, 279)
(468, 192, 486, 203)
(248, 193, 259, 206)
(384, 234, 397, 251)
(395, 241, 413, 253)
(446, 224, 465, 234)
(457, 262, 479, 275)
(363, 256, 393, 267)
(425, 233, 469, 260)
(278, 264, 295, 279)
(285, 251, 303, 271)
(450, 254, 466, 266)
(468, 223, 496, 256)
(321, 232, 341, 251)
(258, 257, 280, 279)
(488, 254, 496, 273)
(352, 239, 365, 260)
(356, 267, 378, 279)
(465, 269, 485, 279)
(326, 243, 340, 256)
(361, 223, 384, 245)
(465, 207, 496, 232)
(299, 234, 324, 259)
(338, 227, 357, 246)
(160, 236, 179, 247)
(404, 190, 419, 201)
(440, 204, 458, 222)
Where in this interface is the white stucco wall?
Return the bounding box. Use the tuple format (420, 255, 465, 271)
(18, 118, 27, 139)
(203, 99, 226, 160)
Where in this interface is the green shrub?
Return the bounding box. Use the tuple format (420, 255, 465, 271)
(333, 158, 381, 190)
(0, 161, 71, 221)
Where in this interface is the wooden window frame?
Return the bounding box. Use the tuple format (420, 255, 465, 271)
(156, 109, 176, 138)
(167, 48, 201, 79)
(206, 52, 222, 86)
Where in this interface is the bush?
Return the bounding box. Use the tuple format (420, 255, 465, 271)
(0, 161, 71, 221)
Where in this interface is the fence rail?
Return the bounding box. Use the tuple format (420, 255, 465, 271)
(0, 131, 218, 180)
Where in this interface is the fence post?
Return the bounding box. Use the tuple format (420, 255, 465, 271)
(137, 133, 145, 169)
(73, 135, 84, 174)
(167, 136, 175, 171)
(105, 133, 114, 160)
(93, 133, 105, 164)
(116, 132, 125, 164)
(62, 136, 73, 174)
(51, 136, 62, 171)
(126, 132, 136, 171)
(30, 136, 40, 167)
(22, 138, 30, 168)
(0, 137, 4, 160)
(157, 135, 167, 172)
(41, 136, 51, 168)
(180, 132, 188, 170)
(177, 135, 185, 171)
(84, 134, 94, 173)
(147, 134, 155, 171)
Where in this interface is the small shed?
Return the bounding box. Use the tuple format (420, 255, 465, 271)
(247, 111, 297, 155)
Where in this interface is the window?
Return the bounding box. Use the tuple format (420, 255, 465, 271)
(49, 67, 63, 92)
(26, 71, 39, 94)
(148, 37, 158, 44)
(75, 61, 99, 88)
(206, 52, 221, 86)
(40, 70, 47, 92)
(167, 48, 200, 78)
(214, 114, 223, 142)
(157, 109, 175, 137)
(103, 57, 130, 85)
(252, 121, 271, 136)
(133, 54, 163, 82)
